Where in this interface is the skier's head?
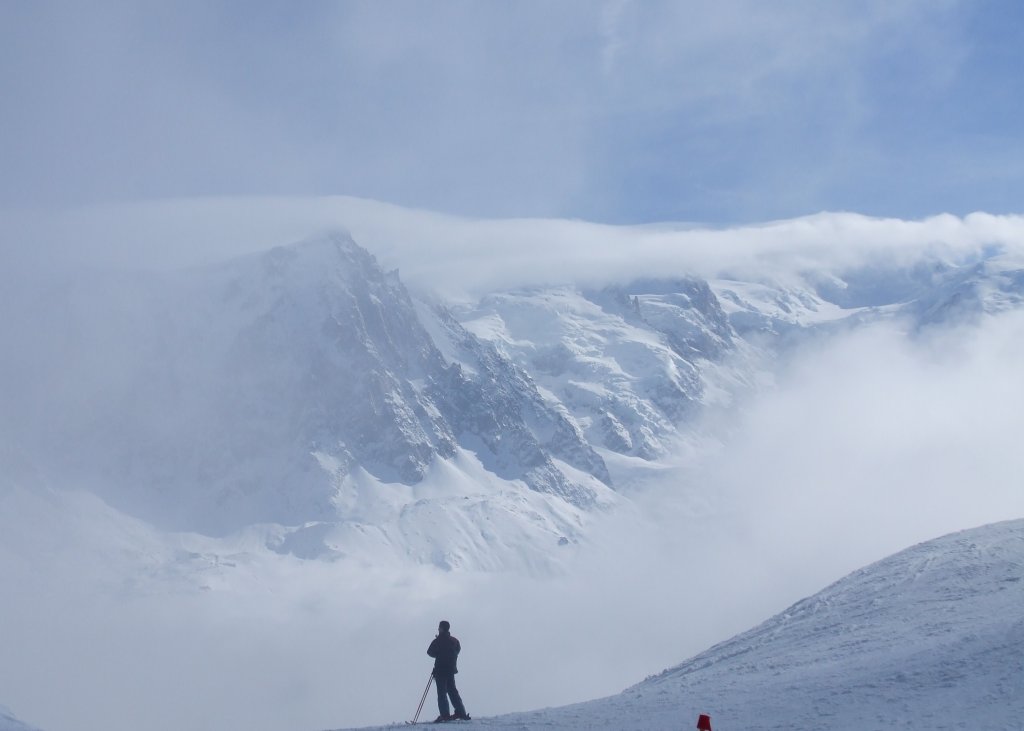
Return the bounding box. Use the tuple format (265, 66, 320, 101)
(438, 620, 450, 634)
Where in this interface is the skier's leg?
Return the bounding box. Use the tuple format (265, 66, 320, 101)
(447, 675, 467, 718)
(434, 672, 451, 718)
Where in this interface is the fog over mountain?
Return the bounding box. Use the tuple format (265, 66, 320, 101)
(5, 2, 1024, 728)
(1, 202, 1023, 731)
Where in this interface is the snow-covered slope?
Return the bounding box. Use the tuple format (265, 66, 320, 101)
(452, 281, 744, 463)
(346, 519, 1024, 730)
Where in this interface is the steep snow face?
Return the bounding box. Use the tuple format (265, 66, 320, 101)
(6, 233, 611, 538)
(157, 233, 462, 531)
(16, 233, 455, 532)
(416, 301, 611, 504)
(453, 279, 750, 463)
(346, 519, 1024, 730)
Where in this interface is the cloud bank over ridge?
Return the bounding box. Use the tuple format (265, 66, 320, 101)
(4, 196, 1024, 300)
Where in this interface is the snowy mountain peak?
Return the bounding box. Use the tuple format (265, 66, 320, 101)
(8, 233, 618, 557)
(5, 229, 1024, 568)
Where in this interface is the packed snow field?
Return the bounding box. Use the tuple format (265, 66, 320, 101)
(2, 207, 1024, 731)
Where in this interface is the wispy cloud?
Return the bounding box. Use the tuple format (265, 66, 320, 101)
(5, 196, 1022, 298)
(4, 307, 1022, 731)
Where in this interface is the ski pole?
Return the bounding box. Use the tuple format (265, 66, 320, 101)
(412, 671, 433, 724)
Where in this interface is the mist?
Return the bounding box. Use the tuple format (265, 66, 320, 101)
(2, 257, 1023, 730)
(4, 197, 1024, 296)
(4, 2, 1024, 727)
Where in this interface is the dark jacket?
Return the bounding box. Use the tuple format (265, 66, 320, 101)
(427, 630, 461, 675)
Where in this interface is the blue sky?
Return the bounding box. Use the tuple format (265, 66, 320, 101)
(2, 0, 1023, 224)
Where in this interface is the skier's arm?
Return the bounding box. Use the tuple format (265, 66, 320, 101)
(427, 637, 438, 658)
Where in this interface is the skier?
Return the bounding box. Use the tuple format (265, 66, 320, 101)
(427, 620, 471, 723)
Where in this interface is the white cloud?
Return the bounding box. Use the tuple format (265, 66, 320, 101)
(686, 311, 1024, 591)
(5, 197, 1023, 299)
(7, 300, 1022, 731)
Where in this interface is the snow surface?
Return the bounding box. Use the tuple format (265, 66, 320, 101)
(456, 286, 714, 460)
(341, 519, 1024, 731)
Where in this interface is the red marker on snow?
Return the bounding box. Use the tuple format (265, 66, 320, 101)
(697, 714, 713, 731)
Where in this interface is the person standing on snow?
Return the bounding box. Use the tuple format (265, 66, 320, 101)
(427, 620, 471, 722)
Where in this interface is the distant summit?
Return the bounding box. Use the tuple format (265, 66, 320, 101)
(4, 230, 1024, 569)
